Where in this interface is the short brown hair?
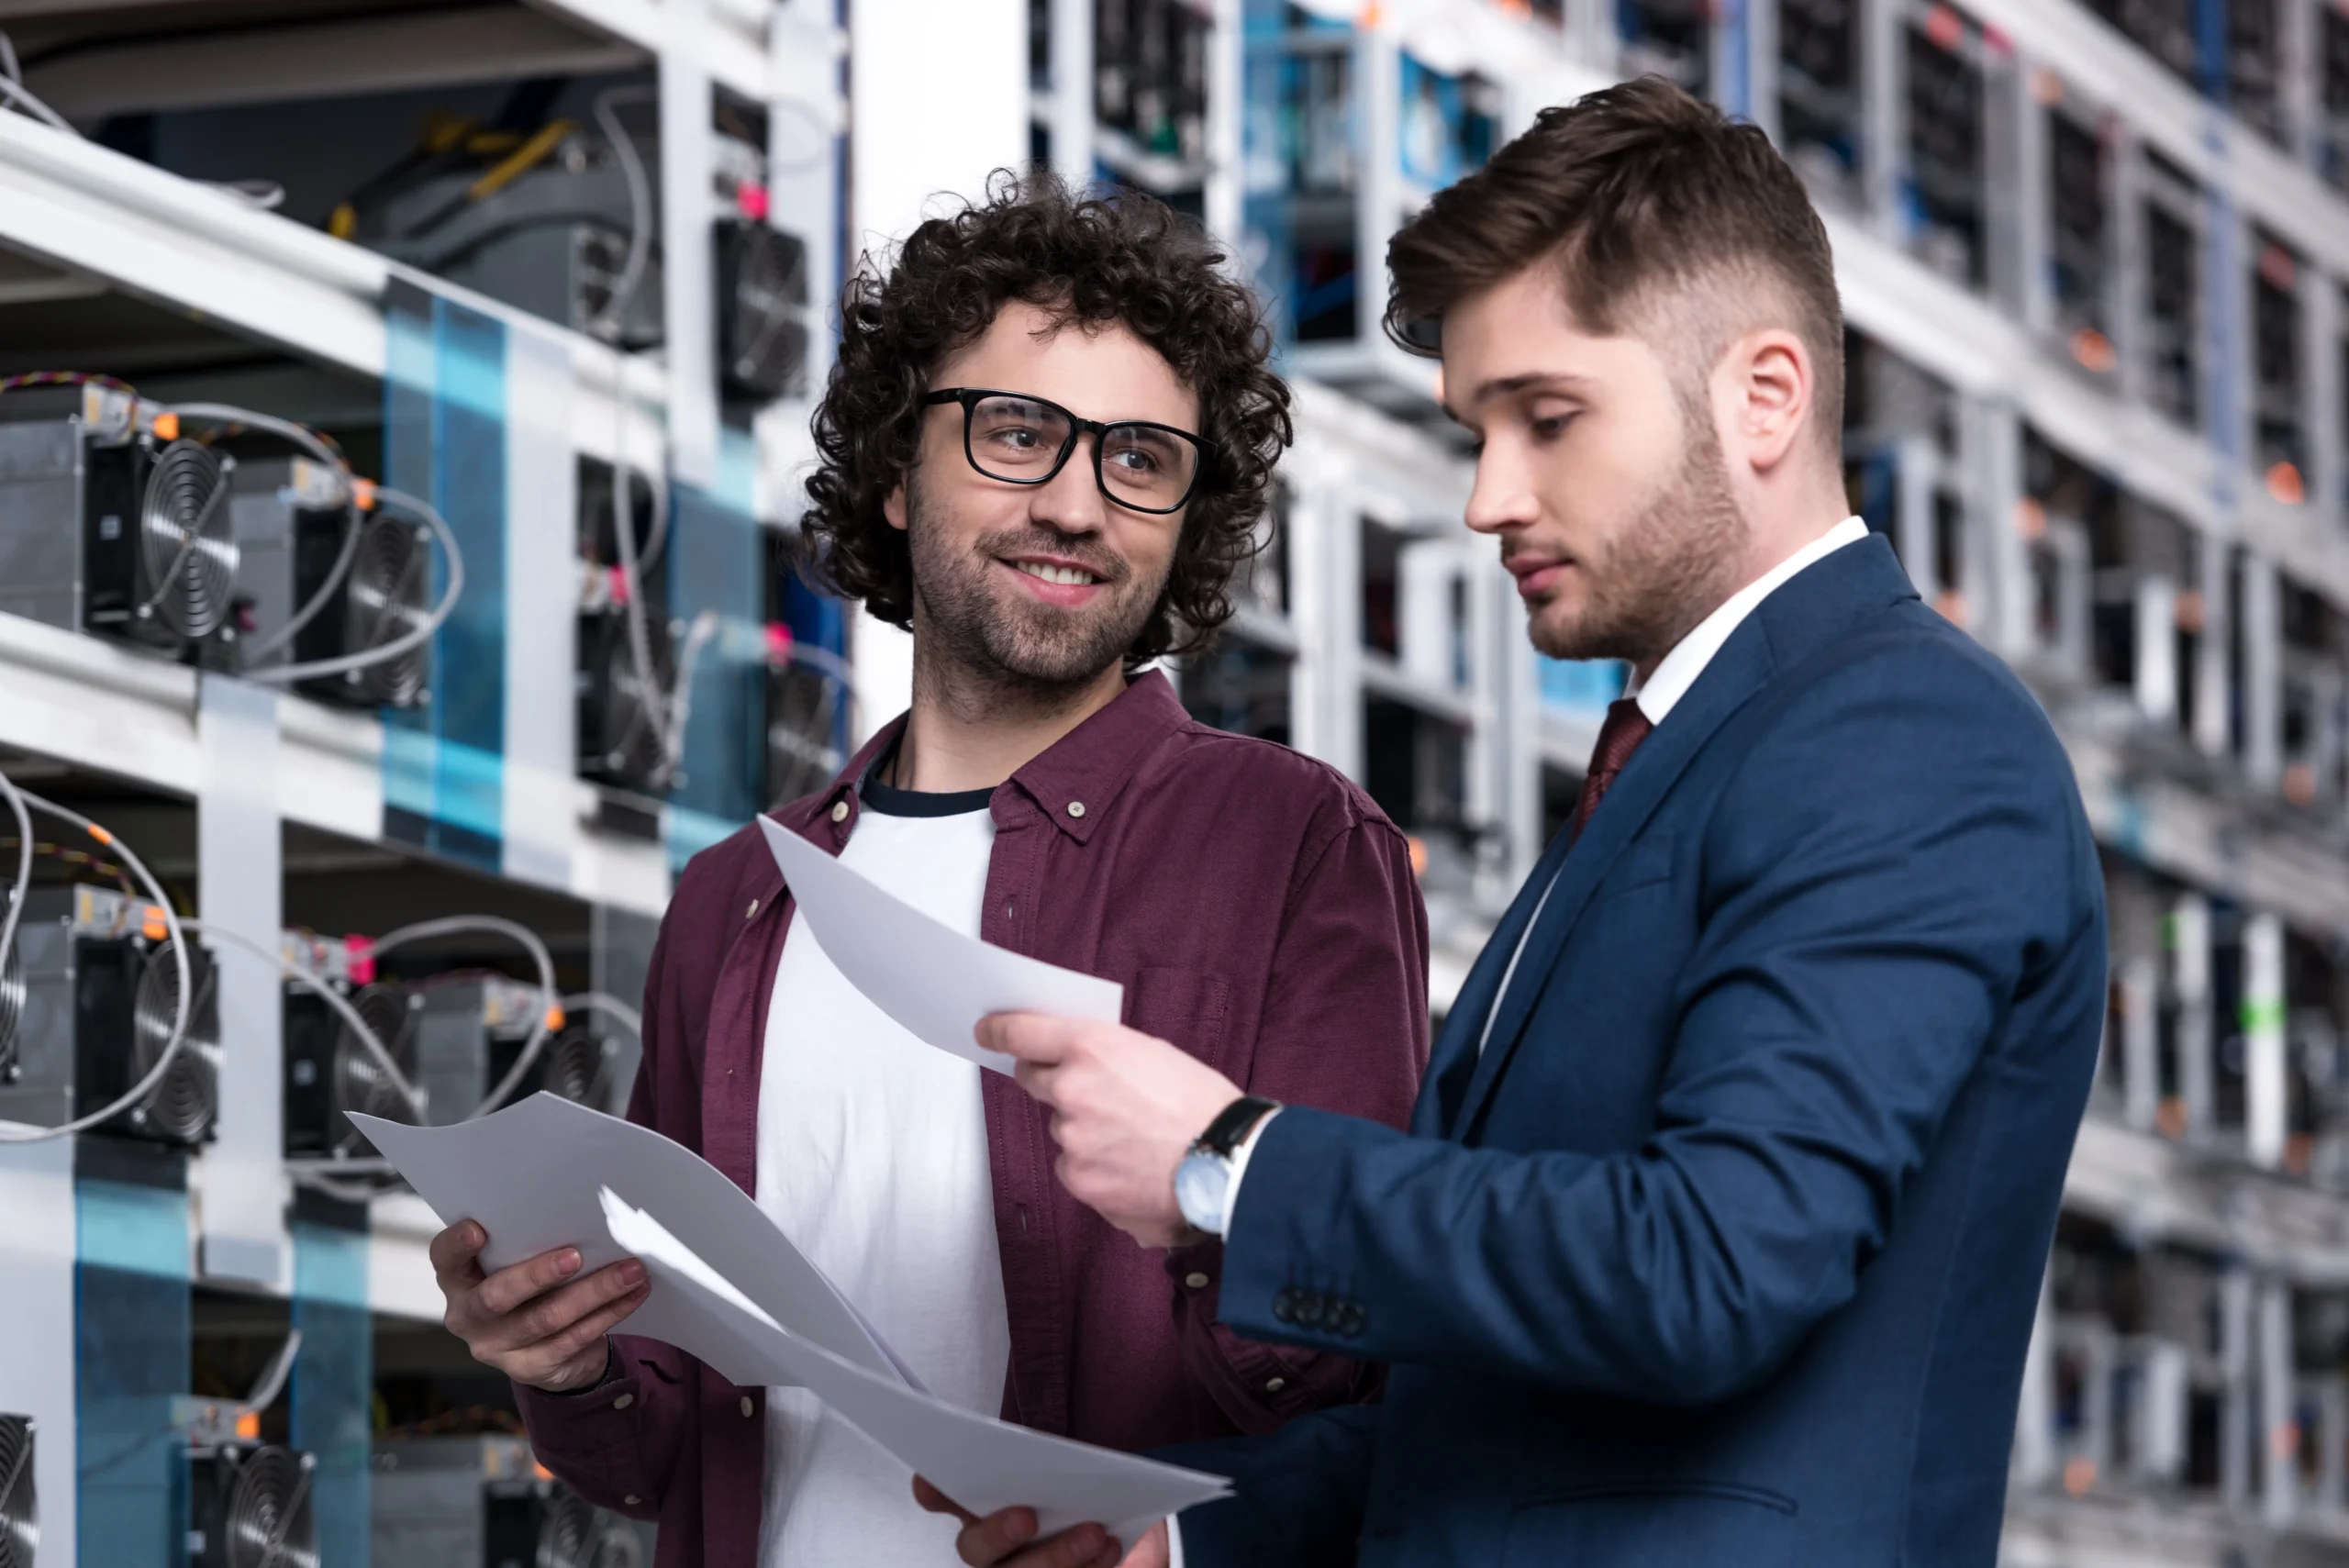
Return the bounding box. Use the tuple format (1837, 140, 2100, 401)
(1386, 76, 1843, 443)
(799, 172, 1292, 667)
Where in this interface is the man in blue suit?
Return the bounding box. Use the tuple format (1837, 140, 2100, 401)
(918, 76, 2108, 1568)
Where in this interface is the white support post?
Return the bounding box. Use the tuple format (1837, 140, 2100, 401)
(2261, 1276, 2296, 1525)
(1206, 0, 1245, 249)
(2194, 528, 2232, 762)
(0, 1139, 75, 1565)
(1051, 0, 1096, 183)
(2222, 1266, 2254, 1509)
(662, 5, 722, 491)
(502, 326, 580, 893)
(2244, 552, 2285, 791)
(2012, 1267, 2056, 1488)
(1860, 0, 1906, 250)
(196, 673, 287, 1289)
(2173, 892, 2213, 1137)
(2121, 954, 2160, 1131)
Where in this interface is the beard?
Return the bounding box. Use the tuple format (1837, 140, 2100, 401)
(904, 474, 1169, 706)
(1525, 401, 1750, 668)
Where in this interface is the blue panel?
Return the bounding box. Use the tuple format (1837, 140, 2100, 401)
(1538, 658, 1630, 717)
(293, 1218, 372, 1568)
(380, 282, 508, 868)
(1715, 0, 1751, 119)
(666, 473, 766, 871)
(75, 1177, 189, 1568)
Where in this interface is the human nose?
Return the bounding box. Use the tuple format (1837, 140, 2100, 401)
(1032, 431, 1110, 534)
(1463, 439, 1539, 537)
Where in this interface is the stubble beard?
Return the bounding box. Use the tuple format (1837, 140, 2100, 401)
(1527, 406, 1751, 669)
(905, 474, 1168, 713)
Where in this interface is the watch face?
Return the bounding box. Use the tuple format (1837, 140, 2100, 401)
(1174, 1151, 1230, 1235)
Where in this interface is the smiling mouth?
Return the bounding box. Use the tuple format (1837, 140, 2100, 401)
(1006, 560, 1105, 587)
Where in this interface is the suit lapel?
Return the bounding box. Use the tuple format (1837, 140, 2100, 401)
(1416, 829, 1572, 1137)
(1449, 620, 1779, 1138)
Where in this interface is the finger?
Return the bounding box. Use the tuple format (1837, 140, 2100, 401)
(428, 1219, 486, 1278)
(501, 1283, 649, 1383)
(957, 1506, 1043, 1566)
(473, 1245, 587, 1318)
(977, 1012, 1082, 1065)
(912, 1475, 979, 1527)
(483, 1261, 647, 1353)
(1013, 1059, 1061, 1106)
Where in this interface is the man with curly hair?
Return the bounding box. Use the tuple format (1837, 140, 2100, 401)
(424, 174, 1429, 1568)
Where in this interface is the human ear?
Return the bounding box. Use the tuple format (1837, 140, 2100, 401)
(1727, 328, 1811, 473)
(883, 481, 908, 533)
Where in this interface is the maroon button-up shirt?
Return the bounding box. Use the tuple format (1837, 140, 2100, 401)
(514, 673, 1429, 1567)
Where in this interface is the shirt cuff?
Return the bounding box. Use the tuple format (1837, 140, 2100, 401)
(1219, 1107, 1279, 1237)
(1166, 1516, 1187, 1568)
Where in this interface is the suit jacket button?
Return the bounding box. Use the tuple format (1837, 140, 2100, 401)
(1339, 1305, 1366, 1337)
(1297, 1294, 1325, 1328)
(1272, 1287, 1298, 1324)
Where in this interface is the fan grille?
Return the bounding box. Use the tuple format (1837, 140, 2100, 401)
(594, 611, 674, 790)
(542, 1029, 611, 1109)
(130, 941, 220, 1143)
(332, 985, 420, 1151)
(0, 1415, 36, 1568)
(725, 227, 809, 399)
(0, 928, 23, 1085)
(222, 1446, 317, 1568)
(139, 440, 239, 639)
(537, 1490, 640, 1568)
(343, 515, 431, 706)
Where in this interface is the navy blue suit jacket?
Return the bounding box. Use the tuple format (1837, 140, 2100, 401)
(1167, 536, 2107, 1567)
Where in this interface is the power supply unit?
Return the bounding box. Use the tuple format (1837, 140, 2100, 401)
(0, 384, 241, 667)
(186, 1442, 317, 1568)
(414, 974, 544, 1127)
(231, 459, 431, 709)
(0, 1413, 33, 1568)
(716, 217, 810, 403)
(0, 884, 218, 1146)
(372, 1435, 645, 1568)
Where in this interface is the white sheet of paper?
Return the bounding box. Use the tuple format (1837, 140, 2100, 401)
(352, 1093, 918, 1391)
(600, 1188, 1230, 1544)
(760, 816, 1125, 1073)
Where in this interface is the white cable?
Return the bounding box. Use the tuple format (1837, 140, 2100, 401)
(370, 915, 559, 1119)
(589, 88, 655, 345)
(0, 769, 30, 1020)
(661, 610, 721, 781)
(0, 782, 192, 1144)
(181, 921, 425, 1120)
(241, 486, 462, 686)
(0, 72, 72, 134)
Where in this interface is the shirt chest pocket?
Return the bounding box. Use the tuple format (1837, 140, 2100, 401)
(1122, 966, 1238, 1075)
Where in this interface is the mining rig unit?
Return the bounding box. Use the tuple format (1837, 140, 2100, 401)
(0, 384, 242, 669)
(230, 459, 433, 709)
(373, 1436, 643, 1568)
(0, 1414, 32, 1568)
(0, 884, 219, 1146)
(282, 933, 424, 1159)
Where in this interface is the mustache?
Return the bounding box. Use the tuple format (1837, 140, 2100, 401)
(977, 528, 1131, 584)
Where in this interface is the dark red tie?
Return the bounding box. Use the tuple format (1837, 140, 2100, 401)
(1572, 698, 1653, 840)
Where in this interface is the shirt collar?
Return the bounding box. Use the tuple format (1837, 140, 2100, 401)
(1628, 515, 1872, 727)
(799, 669, 1189, 846)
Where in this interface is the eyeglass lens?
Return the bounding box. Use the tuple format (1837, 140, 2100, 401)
(964, 394, 1198, 510)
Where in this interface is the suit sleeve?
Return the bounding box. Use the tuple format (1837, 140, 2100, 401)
(1164, 812, 1430, 1433)
(1155, 1405, 1383, 1568)
(1216, 656, 2099, 1406)
(511, 920, 692, 1518)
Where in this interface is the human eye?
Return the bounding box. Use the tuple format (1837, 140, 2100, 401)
(1529, 408, 1578, 442)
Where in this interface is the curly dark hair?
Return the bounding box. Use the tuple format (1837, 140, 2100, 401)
(798, 172, 1292, 668)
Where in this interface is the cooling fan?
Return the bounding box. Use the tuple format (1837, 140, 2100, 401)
(139, 440, 241, 642)
(0, 928, 23, 1088)
(128, 940, 220, 1144)
(0, 1414, 34, 1568)
(332, 984, 422, 1152)
(335, 512, 433, 706)
(535, 1488, 641, 1568)
(580, 606, 677, 794)
(540, 1027, 615, 1111)
(718, 220, 809, 402)
(192, 1443, 317, 1568)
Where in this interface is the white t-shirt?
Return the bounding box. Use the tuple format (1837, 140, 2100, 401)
(753, 777, 1009, 1567)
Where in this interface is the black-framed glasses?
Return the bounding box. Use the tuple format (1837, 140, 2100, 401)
(921, 388, 1205, 515)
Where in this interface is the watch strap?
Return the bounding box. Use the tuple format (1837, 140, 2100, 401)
(1193, 1095, 1280, 1159)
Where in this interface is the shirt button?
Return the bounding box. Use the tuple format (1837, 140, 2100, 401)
(1066, 800, 1085, 818)
(744, 898, 759, 920)
(623, 1495, 640, 1507)
(1184, 1272, 1210, 1290)
(740, 1396, 755, 1418)
(830, 800, 850, 823)
(1264, 1376, 1286, 1394)
(613, 1393, 634, 1410)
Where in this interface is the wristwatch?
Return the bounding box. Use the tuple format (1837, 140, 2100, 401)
(1174, 1095, 1281, 1238)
